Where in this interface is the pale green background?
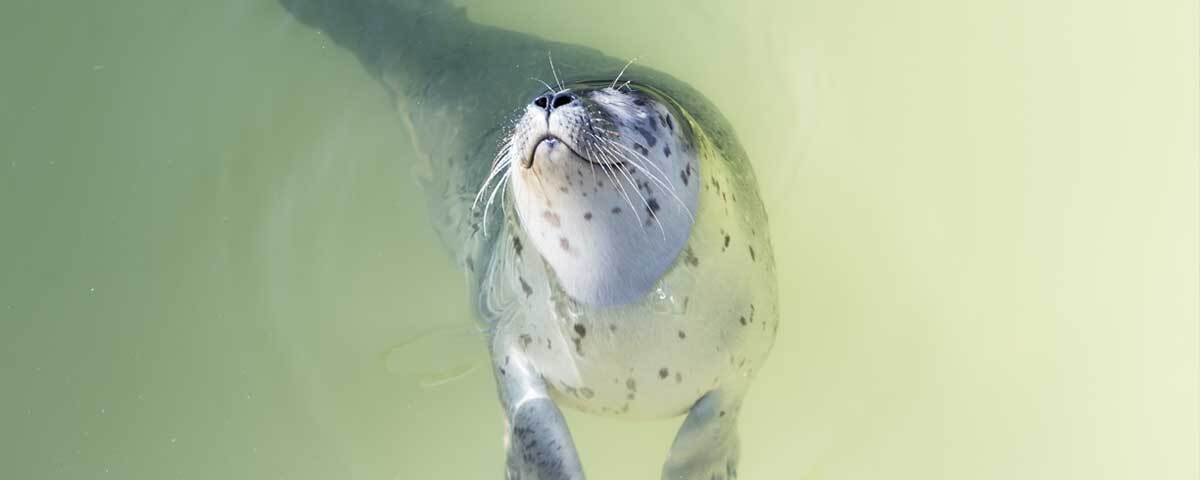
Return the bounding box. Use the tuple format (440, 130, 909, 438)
(1, 0, 1196, 479)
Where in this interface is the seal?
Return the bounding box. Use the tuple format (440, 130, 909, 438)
(280, 1, 778, 478)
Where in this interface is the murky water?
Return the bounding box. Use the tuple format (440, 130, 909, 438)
(2, 0, 1196, 479)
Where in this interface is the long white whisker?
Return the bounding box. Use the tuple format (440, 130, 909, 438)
(588, 133, 689, 216)
(587, 141, 662, 238)
(529, 77, 554, 94)
(594, 155, 642, 226)
(482, 172, 511, 233)
(473, 143, 513, 209)
(599, 137, 694, 222)
(608, 153, 666, 239)
(547, 51, 563, 91)
(610, 57, 638, 89)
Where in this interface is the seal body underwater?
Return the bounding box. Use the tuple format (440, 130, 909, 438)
(280, 1, 778, 478)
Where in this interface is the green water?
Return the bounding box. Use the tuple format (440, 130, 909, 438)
(1, 0, 1197, 479)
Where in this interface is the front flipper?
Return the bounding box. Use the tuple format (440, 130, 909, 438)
(495, 350, 585, 480)
(662, 390, 742, 480)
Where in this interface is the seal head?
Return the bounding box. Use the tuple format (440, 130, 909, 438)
(502, 83, 700, 307)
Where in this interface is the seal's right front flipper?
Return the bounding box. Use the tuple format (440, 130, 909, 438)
(494, 351, 585, 480)
(662, 390, 742, 480)
(507, 396, 584, 480)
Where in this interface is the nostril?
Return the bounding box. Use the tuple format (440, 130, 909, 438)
(551, 93, 574, 109)
(533, 95, 550, 109)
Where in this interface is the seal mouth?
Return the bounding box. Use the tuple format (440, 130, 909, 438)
(525, 134, 624, 169)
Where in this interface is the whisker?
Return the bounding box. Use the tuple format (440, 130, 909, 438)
(547, 51, 564, 92)
(609, 151, 666, 239)
(482, 171, 511, 232)
(587, 143, 662, 239)
(529, 77, 555, 94)
(594, 135, 695, 222)
(593, 144, 666, 238)
(610, 57, 638, 89)
(594, 153, 642, 226)
(473, 143, 513, 209)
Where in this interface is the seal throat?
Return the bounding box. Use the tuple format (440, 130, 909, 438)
(496, 83, 702, 306)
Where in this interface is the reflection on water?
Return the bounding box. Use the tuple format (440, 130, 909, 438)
(1, 0, 1196, 479)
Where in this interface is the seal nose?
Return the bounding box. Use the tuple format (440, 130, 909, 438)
(532, 92, 575, 112)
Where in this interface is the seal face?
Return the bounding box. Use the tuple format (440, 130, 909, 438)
(499, 83, 699, 306)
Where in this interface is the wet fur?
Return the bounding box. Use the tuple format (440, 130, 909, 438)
(279, 1, 778, 478)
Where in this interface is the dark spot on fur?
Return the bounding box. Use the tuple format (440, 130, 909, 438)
(574, 324, 586, 337)
(584, 212, 592, 220)
(519, 334, 532, 350)
(634, 98, 646, 106)
(748, 245, 757, 261)
(659, 367, 669, 379)
(684, 246, 700, 267)
(675, 372, 682, 383)
(647, 198, 660, 213)
(611, 206, 622, 214)
(678, 330, 687, 339)
(626, 378, 637, 391)
(739, 316, 747, 326)
(723, 233, 731, 250)
(512, 237, 523, 256)
(542, 210, 561, 227)
(558, 186, 568, 193)
(720, 410, 726, 417)
(572, 337, 583, 355)
(636, 126, 657, 147)
(665, 145, 672, 158)
(581, 387, 594, 399)
(519, 277, 533, 297)
(665, 114, 674, 131)
(634, 143, 649, 156)
(560, 237, 570, 251)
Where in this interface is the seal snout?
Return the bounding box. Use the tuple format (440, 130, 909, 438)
(532, 92, 577, 112)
